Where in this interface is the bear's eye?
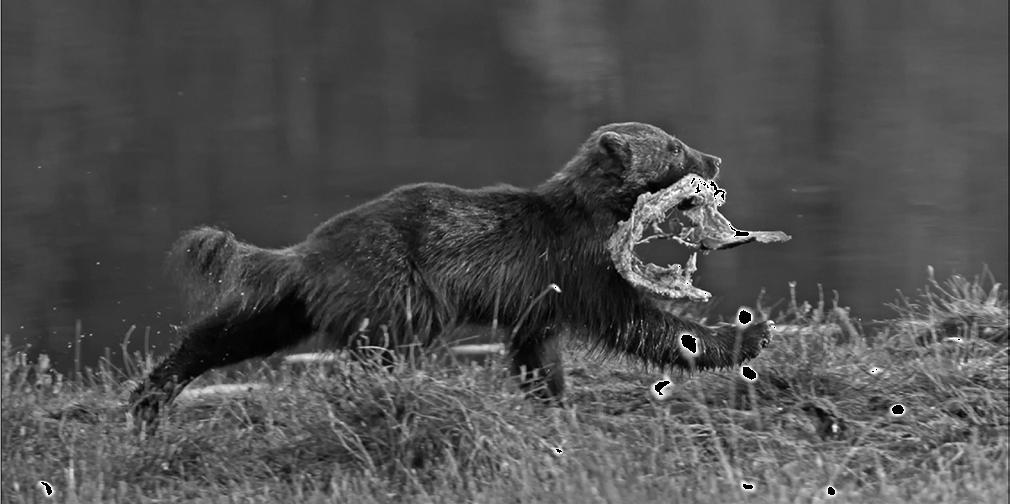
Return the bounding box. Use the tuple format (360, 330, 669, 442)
(671, 144, 682, 155)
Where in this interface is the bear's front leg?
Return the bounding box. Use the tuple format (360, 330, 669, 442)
(686, 320, 774, 370)
(599, 303, 773, 371)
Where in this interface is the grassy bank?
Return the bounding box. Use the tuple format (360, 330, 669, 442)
(2, 269, 1007, 503)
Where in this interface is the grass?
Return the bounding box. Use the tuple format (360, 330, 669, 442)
(2, 269, 1007, 503)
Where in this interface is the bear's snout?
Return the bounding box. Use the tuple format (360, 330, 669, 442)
(703, 154, 721, 179)
(685, 147, 721, 179)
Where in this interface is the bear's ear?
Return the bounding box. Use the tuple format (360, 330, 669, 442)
(597, 131, 631, 166)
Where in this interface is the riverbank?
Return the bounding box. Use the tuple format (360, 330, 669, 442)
(2, 270, 1007, 503)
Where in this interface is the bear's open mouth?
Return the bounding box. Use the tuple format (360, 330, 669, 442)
(608, 175, 791, 302)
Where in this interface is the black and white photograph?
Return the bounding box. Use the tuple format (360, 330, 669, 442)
(2, 2, 1007, 502)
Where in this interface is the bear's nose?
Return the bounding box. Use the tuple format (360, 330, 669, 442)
(706, 156, 722, 178)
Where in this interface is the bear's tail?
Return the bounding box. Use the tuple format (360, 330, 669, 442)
(168, 226, 303, 313)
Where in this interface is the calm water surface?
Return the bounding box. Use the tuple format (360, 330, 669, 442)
(2, 1, 1007, 371)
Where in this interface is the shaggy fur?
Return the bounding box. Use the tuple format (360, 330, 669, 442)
(131, 122, 773, 426)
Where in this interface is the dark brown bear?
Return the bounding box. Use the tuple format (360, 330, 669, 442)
(131, 122, 773, 426)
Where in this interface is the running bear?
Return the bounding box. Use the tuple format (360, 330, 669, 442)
(131, 122, 773, 426)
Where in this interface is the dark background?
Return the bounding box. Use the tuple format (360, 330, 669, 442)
(2, 1, 1007, 372)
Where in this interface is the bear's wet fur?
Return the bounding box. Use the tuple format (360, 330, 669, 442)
(131, 122, 773, 426)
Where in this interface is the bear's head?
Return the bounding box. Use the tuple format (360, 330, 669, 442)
(549, 122, 723, 220)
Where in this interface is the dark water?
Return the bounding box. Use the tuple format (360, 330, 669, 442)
(2, 1, 1007, 372)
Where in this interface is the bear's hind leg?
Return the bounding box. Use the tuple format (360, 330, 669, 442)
(130, 297, 314, 429)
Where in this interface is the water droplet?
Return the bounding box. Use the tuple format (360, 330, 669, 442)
(738, 309, 752, 325)
(680, 334, 698, 354)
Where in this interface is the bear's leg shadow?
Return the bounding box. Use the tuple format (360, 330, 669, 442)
(131, 297, 314, 428)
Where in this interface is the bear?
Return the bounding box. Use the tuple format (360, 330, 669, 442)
(130, 122, 773, 427)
